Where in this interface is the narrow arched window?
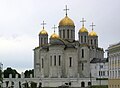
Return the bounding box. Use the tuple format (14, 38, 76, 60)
(44, 38, 46, 44)
(84, 36, 86, 43)
(94, 39, 96, 45)
(41, 38, 43, 45)
(59, 30, 61, 38)
(91, 39, 93, 45)
(42, 58, 44, 68)
(69, 57, 72, 67)
(63, 30, 65, 38)
(54, 55, 56, 66)
(81, 36, 83, 43)
(82, 49, 84, 58)
(67, 29, 69, 39)
(59, 55, 61, 66)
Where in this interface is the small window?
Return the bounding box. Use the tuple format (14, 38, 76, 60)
(100, 65, 103, 69)
(99, 71, 101, 76)
(103, 71, 105, 76)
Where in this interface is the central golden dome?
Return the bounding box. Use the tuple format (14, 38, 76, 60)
(39, 29, 48, 35)
(59, 16, 74, 26)
(89, 30, 97, 36)
(79, 26, 88, 33)
(50, 33, 59, 39)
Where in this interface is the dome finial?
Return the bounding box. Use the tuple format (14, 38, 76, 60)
(41, 21, 46, 29)
(89, 22, 97, 36)
(90, 22, 95, 31)
(80, 18, 86, 27)
(52, 25, 57, 33)
(51, 25, 59, 39)
(64, 5, 69, 16)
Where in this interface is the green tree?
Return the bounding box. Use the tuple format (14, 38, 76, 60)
(24, 69, 34, 78)
(0, 69, 2, 88)
(3, 67, 20, 78)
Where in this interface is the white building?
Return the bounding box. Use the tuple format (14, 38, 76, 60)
(108, 42, 120, 88)
(33, 6, 104, 87)
(90, 58, 108, 78)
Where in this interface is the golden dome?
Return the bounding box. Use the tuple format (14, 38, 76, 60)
(39, 29, 48, 35)
(59, 16, 74, 26)
(50, 33, 59, 39)
(79, 26, 88, 33)
(89, 30, 97, 36)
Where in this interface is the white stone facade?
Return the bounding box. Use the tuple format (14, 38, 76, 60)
(108, 42, 120, 79)
(90, 61, 108, 78)
(108, 42, 120, 88)
(33, 6, 106, 87)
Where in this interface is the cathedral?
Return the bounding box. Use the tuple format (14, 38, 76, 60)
(34, 6, 104, 79)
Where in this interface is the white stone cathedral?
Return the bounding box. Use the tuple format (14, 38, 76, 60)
(34, 6, 104, 79)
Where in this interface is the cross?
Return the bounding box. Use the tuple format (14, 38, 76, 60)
(52, 25, 57, 33)
(90, 22, 95, 30)
(64, 5, 69, 16)
(80, 18, 86, 26)
(41, 21, 46, 29)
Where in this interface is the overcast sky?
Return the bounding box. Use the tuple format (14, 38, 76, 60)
(0, 0, 120, 73)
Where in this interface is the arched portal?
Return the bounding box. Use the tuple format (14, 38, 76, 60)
(81, 81, 85, 87)
(88, 81, 91, 86)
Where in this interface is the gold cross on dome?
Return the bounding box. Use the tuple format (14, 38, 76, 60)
(52, 25, 57, 33)
(41, 21, 46, 29)
(90, 22, 95, 30)
(80, 18, 86, 26)
(64, 5, 69, 16)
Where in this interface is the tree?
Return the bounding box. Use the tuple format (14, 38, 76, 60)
(0, 63, 3, 88)
(0, 69, 2, 82)
(3, 67, 20, 78)
(0, 69, 2, 88)
(24, 69, 34, 78)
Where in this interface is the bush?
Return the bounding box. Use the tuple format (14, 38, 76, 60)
(91, 85, 108, 88)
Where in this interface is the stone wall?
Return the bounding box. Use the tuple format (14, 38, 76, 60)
(1, 74, 108, 88)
